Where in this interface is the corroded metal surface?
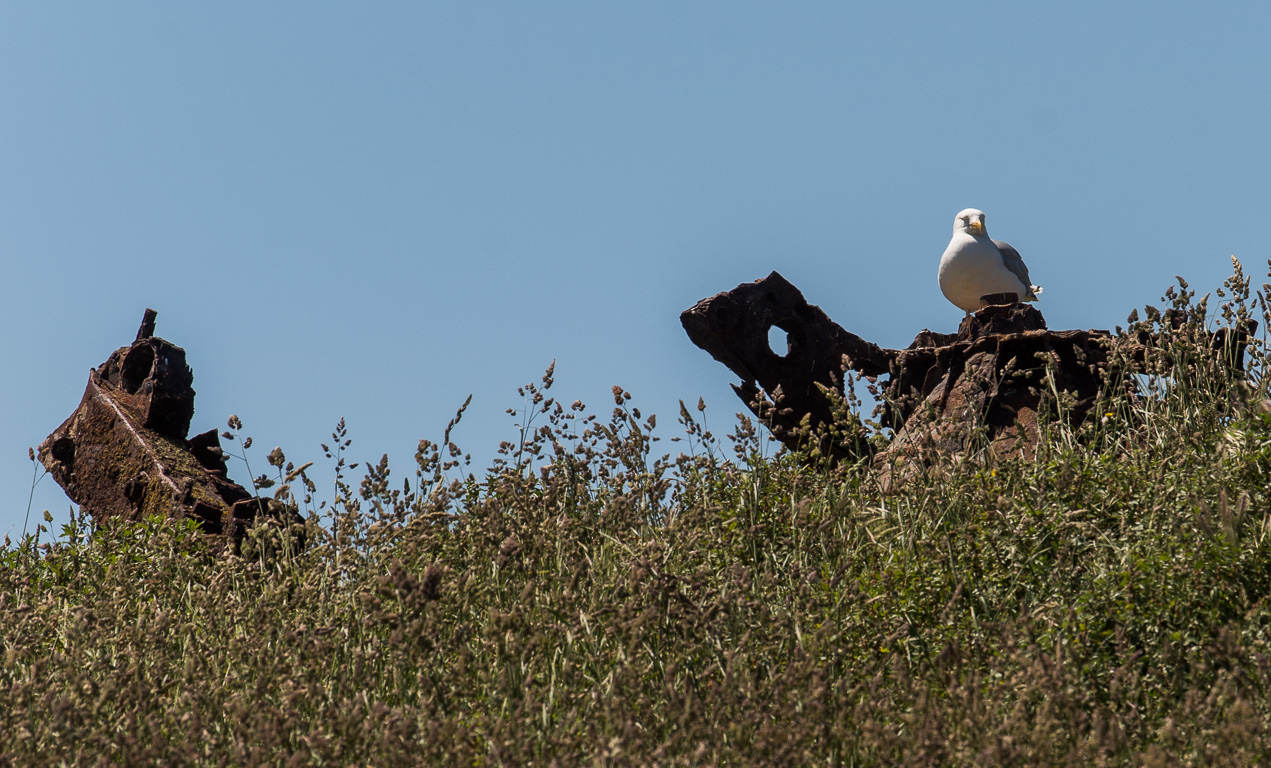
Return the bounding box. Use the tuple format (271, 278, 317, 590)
(680, 271, 893, 461)
(39, 310, 300, 544)
(682, 273, 1254, 480)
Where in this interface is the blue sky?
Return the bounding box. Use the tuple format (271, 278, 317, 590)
(4, 2, 1269, 537)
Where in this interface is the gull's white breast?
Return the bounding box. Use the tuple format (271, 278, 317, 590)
(938, 233, 1030, 313)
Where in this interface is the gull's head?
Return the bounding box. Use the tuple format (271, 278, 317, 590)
(954, 208, 987, 237)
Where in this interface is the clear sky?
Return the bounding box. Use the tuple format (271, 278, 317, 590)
(4, 2, 1269, 538)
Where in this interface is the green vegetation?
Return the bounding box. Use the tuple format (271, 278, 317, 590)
(6, 264, 1271, 766)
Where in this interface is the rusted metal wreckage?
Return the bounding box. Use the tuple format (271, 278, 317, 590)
(39, 309, 301, 545)
(681, 272, 1253, 481)
(37, 283, 1251, 529)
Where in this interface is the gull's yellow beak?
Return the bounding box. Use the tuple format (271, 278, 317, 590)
(968, 219, 985, 236)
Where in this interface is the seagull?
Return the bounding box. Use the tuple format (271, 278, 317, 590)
(938, 208, 1041, 315)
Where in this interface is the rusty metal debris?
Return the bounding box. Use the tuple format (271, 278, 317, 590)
(681, 272, 1254, 481)
(679, 271, 890, 461)
(39, 309, 301, 545)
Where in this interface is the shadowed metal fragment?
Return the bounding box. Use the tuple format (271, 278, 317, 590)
(39, 309, 302, 546)
(680, 271, 892, 461)
(682, 274, 1255, 485)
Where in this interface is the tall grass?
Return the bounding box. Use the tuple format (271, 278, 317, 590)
(5, 263, 1271, 766)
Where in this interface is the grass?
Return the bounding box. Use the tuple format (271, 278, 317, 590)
(5, 262, 1271, 765)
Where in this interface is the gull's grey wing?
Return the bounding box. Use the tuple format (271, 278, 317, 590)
(992, 239, 1039, 300)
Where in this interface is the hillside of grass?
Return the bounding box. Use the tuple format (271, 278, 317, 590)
(5, 267, 1271, 766)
